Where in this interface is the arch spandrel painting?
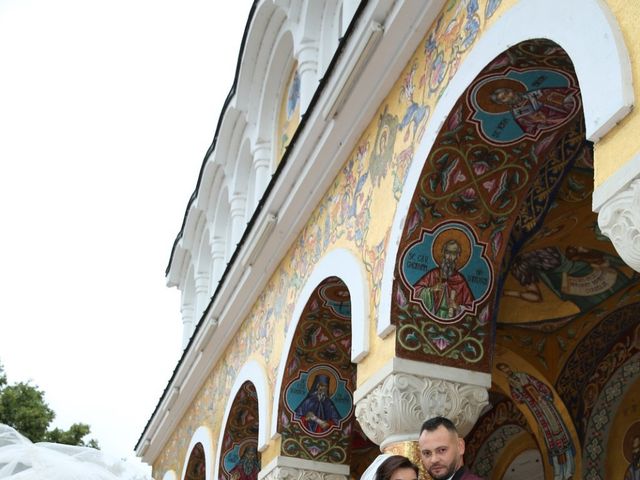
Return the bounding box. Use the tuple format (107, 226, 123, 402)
(184, 443, 206, 480)
(392, 38, 585, 371)
(498, 149, 638, 325)
(467, 67, 580, 145)
(496, 362, 577, 479)
(278, 277, 357, 463)
(218, 382, 260, 480)
(284, 365, 353, 436)
(221, 441, 260, 480)
(399, 221, 493, 323)
(619, 419, 640, 480)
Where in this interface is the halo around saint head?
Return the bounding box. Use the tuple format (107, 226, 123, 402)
(473, 77, 528, 114)
(623, 421, 640, 463)
(432, 228, 472, 270)
(306, 368, 337, 397)
(238, 439, 258, 459)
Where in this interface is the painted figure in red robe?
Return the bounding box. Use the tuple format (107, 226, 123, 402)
(414, 239, 474, 319)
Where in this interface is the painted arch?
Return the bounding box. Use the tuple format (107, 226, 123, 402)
(379, 0, 633, 339)
(270, 248, 377, 473)
(216, 381, 261, 480)
(391, 38, 587, 372)
(270, 246, 371, 442)
(181, 427, 213, 480)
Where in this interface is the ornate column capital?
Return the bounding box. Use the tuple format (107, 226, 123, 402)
(259, 457, 348, 480)
(260, 467, 347, 480)
(598, 178, 640, 272)
(354, 359, 489, 449)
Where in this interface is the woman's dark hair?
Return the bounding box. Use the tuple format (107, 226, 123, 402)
(375, 455, 419, 480)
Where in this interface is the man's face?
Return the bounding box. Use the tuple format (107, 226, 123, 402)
(441, 243, 460, 278)
(315, 382, 328, 398)
(245, 448, 257, 462)
(418, 425, 465, 480)
(493, 87, 520, 105)
(443, 244, 459, 265)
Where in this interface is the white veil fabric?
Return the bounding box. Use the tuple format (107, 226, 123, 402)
(0, 424, 152, 480)
(359, 453, 391, 480)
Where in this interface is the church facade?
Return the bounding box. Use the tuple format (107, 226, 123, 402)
(136, 1, 640, 479)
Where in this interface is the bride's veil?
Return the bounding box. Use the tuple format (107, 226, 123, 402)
(359, 454, 391, 480)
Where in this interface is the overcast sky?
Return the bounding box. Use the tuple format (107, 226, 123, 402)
(0, 0, 252, 469)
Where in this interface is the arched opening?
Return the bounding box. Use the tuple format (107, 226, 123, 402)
(390, 38, 640, 478)
(217, 381, 261, 480)
(184, 443, 206, 480)
(277, 276, 378, 477)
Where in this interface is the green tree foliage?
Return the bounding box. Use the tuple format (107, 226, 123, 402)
(0, 381, 55, 442)
(46, 423, 100, 449)
(0, 361, 99, 448)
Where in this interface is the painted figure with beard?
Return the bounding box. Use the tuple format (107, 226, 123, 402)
(414, 239, 474, 319)
(488, 85, 577, 137)
(229, 444, 260, 480)
(294, 374, 341, 433)
(625, 435, 640, 480)
(418, 416, 483, 480)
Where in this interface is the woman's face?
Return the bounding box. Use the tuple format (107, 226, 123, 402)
(390, 467, 418, 480)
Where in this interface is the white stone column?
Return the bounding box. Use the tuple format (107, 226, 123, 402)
(295, 40, 318, 114)
(252, 141, 272, 204)
(259, 456, 348, 480)
(230, 193, 247, 247)
(598, 177, 640, 272)
(194, 272, 210, 321)
(209, 235, 226, 289)
(180, 302, 195, 349)
(354, 358, 490, 450)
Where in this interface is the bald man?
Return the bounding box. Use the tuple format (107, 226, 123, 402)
(418, 417, 483, 480)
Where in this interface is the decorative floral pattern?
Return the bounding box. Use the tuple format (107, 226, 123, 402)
(582, 355, 640, 479)
(279, 278, 356, 464)
(153, 0, 521, 475)
(393, 39, 584, 372)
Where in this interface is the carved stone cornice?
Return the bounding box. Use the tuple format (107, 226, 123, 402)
(598, 178, 640, 273)
(260, 467, 348, 480)
(355, 370, 489, 448)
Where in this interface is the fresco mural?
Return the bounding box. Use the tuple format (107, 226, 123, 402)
(393, 39, 584, 372)
(149, 1, 640, 479)
(285, 367, 352, 435)
(153, 0, 529, 475)
(222, 441, 260, 480)
(496, 145, 639, 379)
(467, 67, 580, 145)
(501, 168, 637, 322)
(622, 420, 640, 480)
(184, 443, 206, 480)
(279, 277, 356, 464)
(496, 362, 576, 479)
(465, 392, 533, 478)
(350, 426, 383, 480)
(582, 352, 640, 480)
(277, 64, 301, 164)
(218, 382, 260, 480)
(399, 221, 493, 322)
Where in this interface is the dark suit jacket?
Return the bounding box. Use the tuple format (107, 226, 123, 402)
(452, 466, 484, 480)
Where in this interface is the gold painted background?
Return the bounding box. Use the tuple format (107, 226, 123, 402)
(152, 0, 638, 476)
